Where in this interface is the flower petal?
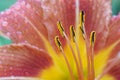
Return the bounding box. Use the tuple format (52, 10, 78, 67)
(0, 77, 40, 80)
(106, 13, 120, 46)
(40, 0, 76, 49)
(0, 43, 52, 77)
(107, 42, 120, 80)
(80, 0, 111, 52)
(0, 0, 48, 49)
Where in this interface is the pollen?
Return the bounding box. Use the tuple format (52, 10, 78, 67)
(90, 31, 96, 47)
(70, 25, 76, 42)
(57, 21, 65, 37)
(54, 36, 62, 49)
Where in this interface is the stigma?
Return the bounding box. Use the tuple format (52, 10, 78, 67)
(55, 11, 96, 80)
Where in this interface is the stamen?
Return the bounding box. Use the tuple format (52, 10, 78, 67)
(57, 21, 65, 37)
(70, 25, 76, 42)
(64, 33, 83, 80)
(70, 26, 84, 80)
(80, 11, 85, 26)
(79, 11, 95, 80)
(57, 22, 83, 80)
(54, 36, 75, 80)
(79, 11, 87, 39)
(87, 31, 96, 80)
(90, 31, 96, 47)
(55, 36, 62, 49)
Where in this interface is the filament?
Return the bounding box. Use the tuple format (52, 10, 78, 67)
(63, 32, 83, 80)
(70, 26, 84, 80)
(55, 36, 75, 80)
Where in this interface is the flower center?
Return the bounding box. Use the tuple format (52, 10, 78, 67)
(55, 11, 96, 80)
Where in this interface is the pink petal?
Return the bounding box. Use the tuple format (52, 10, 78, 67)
(0, 0, 48, 49)
(0, 43, 52, 77)
(40, 0, 76, 49)
(80, 0, 111, 52)
(40, 0, 112, 52)
(107, 42, 120, 80)
(106, 13, 120, 46)
(0, 0, 112, 52)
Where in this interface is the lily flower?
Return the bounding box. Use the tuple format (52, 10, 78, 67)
(0, 0, 120, 80)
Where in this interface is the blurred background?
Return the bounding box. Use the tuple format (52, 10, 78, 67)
(0, 0, 120, 15)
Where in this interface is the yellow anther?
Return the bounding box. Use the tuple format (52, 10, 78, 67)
(90, 31, 96, 47)
(80, 11, 85, 26)
(55, 36, 62, 49)
(70, 25, 76, 42)
(79, 25, 85, 39)
(57, 21, 65, 37)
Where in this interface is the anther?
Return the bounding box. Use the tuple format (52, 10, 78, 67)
(79, 11, 87, 40)
(80, 26, 85, 39)
(80, 11, 85, 25)
(70, 25, 76, 42)
(54, 36, 75, 80)
(70, 25, 84, 80)
(54, 36, 62, 49)
(57, 21, 65, 37)
(90, 31, 96, 47)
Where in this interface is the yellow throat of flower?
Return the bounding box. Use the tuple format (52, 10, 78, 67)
(35, 1, 119, 80)
(55, 10, 96, 80)
(39, 9, 119, 80)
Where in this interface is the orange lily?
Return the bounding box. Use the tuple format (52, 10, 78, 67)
(0, 0, 120, 80)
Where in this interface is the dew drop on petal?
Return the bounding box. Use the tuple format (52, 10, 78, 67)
(16, 31, 22, 34)
(0, 11, 4, 15)
(3, 50, 7, 53)
(117, 51, 120, 58)
(25, 72, 29, 75)
(0, 61, 2, 64)
(11, 54, 14, 57)
(2, 21, 8, 26)
(15, 5, 21, 10)
(21, 1, 26, 6)
(16, 31, 23, 39)
(9, 67, 13, 70)
(5, 9, 11, 15)
(6, 32, 11, 37)
(26, 3, 31, 9)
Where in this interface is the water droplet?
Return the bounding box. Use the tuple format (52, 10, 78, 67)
(0, 61, 2, 64)
(117, 52, 120, 58)
(11, 54, 14, 57)
(16, 31, 22, 39)
(25, 72, 29, 75)
(5, 9, 11, 15)
(0, 11, 4, 15)
(2, 21, 8, 26)
(21, 1, 26, 6)
(24, 41, 28, 43)
(26, 3, 31, 9)
(10, 67, 13, 70)
(16, 31, 22, 35)
(3, 50, 7, 53)
(15, 5, 21, 10)
(6, 32, 11, 37)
